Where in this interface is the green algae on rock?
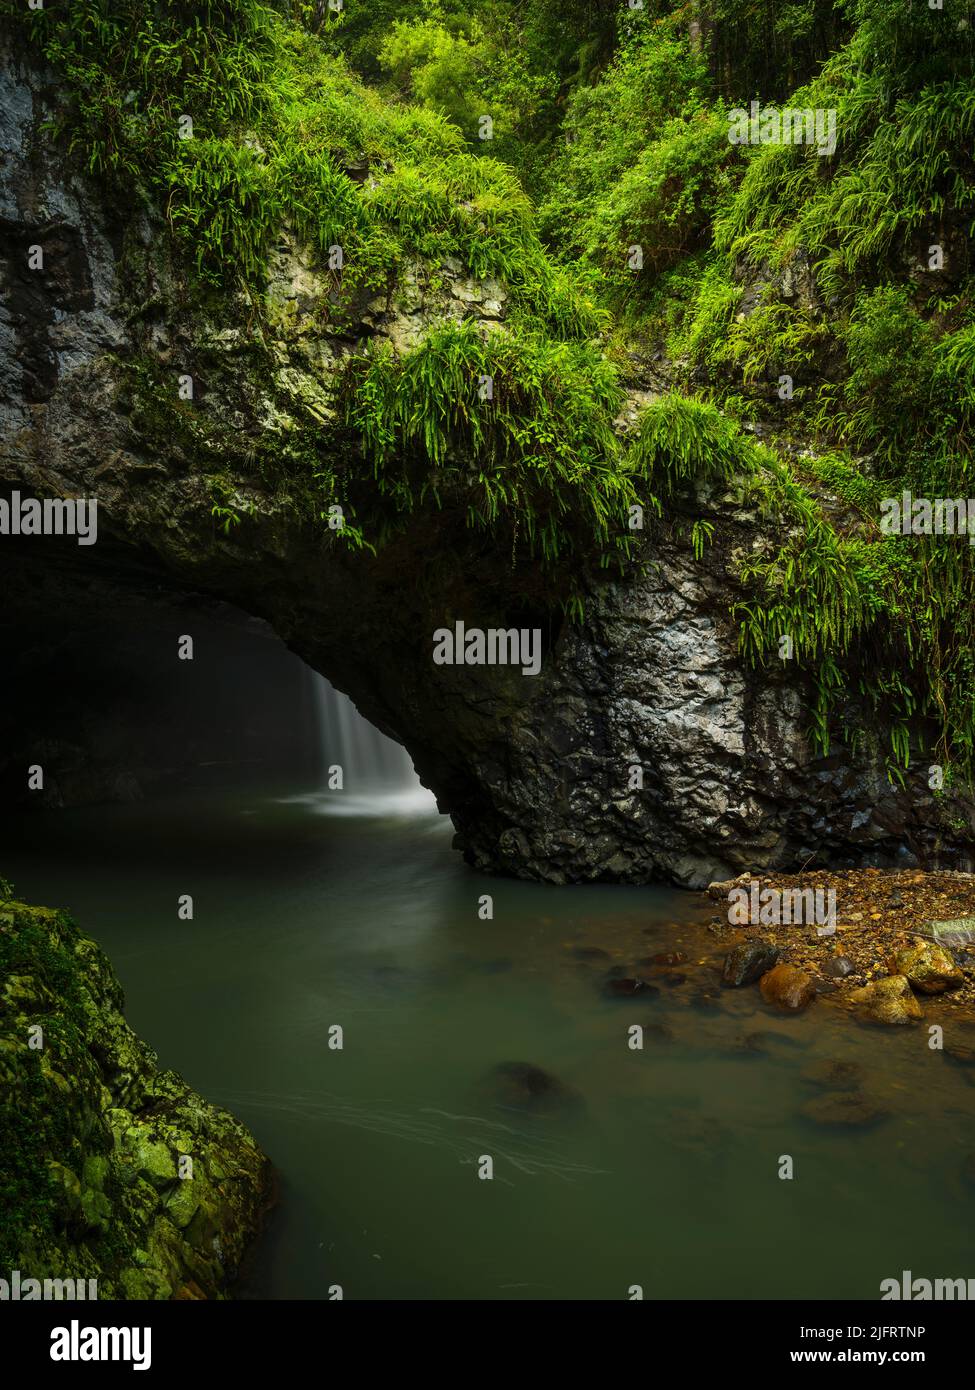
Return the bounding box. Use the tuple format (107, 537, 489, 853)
(0, 893, 271, 1299)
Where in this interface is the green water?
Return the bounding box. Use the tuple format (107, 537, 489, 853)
(4, 787, 975, 1300)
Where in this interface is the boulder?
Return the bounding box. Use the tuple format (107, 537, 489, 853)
(759, 963, 816, 1012)
(849, 975, 923, 1025)
(707, 878, 740, 900)
(722, 939, 779, 987)
(887, 940, 964, 994)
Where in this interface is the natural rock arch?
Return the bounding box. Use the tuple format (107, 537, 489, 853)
(1, 35, 967, 887)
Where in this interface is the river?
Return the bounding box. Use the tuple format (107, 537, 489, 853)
(2, 678, 974, 1299)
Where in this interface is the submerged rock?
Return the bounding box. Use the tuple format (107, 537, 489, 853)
(571, 945, 612, 962)
(800, 1092, 889, 1128)
(943, 1026, 975, 1066)
(688, 987, 723, 1012)
(823, 955, 855, 979)
(642, 1023, 675, 1044)
(739, 1030, 808, 1056)
(759, 964, 816, 1012)
(722, 939, 779, 987)
(475, 957, 514, 975)
(887, 940, 964, 994)
(800, 1059, 863, 1091)
(849, 975, 923, 1025)
(603, 977, 660, 999)
(0, 896, 271, 1299)
(477, 1062, 584, 1117)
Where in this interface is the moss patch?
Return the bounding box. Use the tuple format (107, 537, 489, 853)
(0, 892, 270, 1298)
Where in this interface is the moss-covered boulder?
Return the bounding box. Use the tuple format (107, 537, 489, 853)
(0, 894, 271, 1299)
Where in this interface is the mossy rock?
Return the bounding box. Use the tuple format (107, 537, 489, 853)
(0, 895, 272, 1298)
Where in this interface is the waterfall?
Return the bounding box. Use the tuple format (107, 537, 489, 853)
(308, 672, 437, 815)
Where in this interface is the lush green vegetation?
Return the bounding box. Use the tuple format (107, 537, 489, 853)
(338, 320, 634, 566)
(10, 0, 975, 780)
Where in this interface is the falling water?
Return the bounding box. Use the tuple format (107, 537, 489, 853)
(308, 672, 438, 815)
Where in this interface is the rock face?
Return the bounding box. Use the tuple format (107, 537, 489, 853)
(0, 894, 271, 1298)
(2, 37, 973, 888)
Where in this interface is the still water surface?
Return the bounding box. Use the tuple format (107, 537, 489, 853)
(4, 778, 975, 1300)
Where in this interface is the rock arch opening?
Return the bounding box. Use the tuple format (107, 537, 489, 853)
(0, 537, 437, 818)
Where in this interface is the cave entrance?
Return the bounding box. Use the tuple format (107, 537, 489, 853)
(0, 537, 434, 816)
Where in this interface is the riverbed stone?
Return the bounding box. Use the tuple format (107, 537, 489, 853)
(571, 945, 612, 962)
(800, 1059, 863, 1090)
(741, 1030, 807, 1054)
(603, 977, 660, 999)
(943, 1026, 975, 1066)
(642, 1023, 675, 1044)
(800, 1092, 889, 1128)
(478, 1062, 585, 1116)
(722, 938, 779, 987)
(849, 975, 923, 1025)
(887, 940, 964, 994)
(759, 963, 816, 1012)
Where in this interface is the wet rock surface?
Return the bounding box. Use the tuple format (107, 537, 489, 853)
(849, 975, 923, 1026)
(701, 868, 975, 1029)
(888, 940, 964, 995)
(759, 964, 816, 1012)
(722, 939, 779, 987)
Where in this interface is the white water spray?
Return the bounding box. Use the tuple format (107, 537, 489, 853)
(308, 672, 437, 815)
